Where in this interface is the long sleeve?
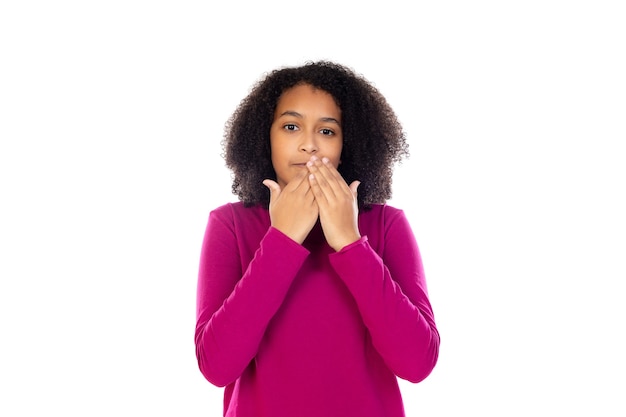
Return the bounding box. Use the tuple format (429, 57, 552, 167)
(195, 206, 309, 387)
(329, 207, 439, 383)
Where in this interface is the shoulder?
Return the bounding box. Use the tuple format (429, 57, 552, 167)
(360, 204, 419, 257)
(208, 201, 270, 232)
(205, 203, 271, 256)
(210, 201, 244, 216)
(210, 201, 266, 218)
(359, 203, 407, 225)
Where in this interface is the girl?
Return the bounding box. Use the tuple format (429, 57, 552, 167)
(195, 61, 439, 417)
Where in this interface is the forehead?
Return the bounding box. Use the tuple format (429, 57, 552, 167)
(275, 84, 341, 115)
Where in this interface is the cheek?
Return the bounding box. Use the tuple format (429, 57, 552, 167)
(330, 142, 343, 166)
(269, 132, 282, 159)
(270, 140, 286, 163)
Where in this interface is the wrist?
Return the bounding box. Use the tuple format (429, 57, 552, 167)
(331, 234, 361, 252)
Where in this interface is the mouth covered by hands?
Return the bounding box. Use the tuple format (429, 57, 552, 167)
(263, 155, 361, 251)
(306, 156, 361, 251)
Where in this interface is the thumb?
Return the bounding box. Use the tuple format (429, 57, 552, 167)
(349, 180, 360, 196)
(262, 179, 281, 201)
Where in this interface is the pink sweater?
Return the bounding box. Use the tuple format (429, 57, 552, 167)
(195, 202, 439, 417)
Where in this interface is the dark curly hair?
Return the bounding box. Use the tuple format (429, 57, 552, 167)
(222, 60, 409, 210)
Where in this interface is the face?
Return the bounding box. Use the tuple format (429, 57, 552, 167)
(270, 84, 343, 189)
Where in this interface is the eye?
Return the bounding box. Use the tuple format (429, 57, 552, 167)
(320, 128, 334, 136)
(283, 124, 299, 131)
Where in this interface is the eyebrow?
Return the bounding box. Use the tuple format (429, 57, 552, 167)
(278, 111, 341, 125)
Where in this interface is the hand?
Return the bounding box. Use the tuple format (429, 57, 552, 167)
(263, 170, 319, 244)
(307, 156, 361, 251)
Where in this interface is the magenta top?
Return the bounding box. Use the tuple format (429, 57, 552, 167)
(195, 202, 439, 417)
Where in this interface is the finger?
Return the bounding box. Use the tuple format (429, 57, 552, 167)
(284, 169, 310, 192)
(307, 172, 328, 204)
(262, 179, 281, 202)
(307, 157, 332, 185)
(314, 157, 349, 197)
(321, 157, 345, 182)
(306, 159, 333, 202)
(263, 179, 280, 193)
(304, 178, 318, 206)
(349, 180, 360, 197)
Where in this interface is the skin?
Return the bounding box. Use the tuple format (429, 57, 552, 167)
(262, 84, 361, 251)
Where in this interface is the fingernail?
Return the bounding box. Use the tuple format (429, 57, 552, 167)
(322, 157, 329, 164)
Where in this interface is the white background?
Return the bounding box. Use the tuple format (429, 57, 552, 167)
(1, 1, 625, 416)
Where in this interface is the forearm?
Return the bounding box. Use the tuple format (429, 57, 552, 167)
(330, 237, 439, 383)
(195, 227, 309, 386)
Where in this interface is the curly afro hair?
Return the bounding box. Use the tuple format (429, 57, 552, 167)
(222, 60, 409, 210)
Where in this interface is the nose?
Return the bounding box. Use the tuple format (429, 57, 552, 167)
(299, 131, 318, 153)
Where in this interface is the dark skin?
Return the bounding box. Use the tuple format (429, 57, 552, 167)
(261, 84, 360, 251)
(263, 156, 361, 251)
(223, 61, 409, 210)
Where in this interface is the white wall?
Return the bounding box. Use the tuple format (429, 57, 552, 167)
(1, 1, 624, 415)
